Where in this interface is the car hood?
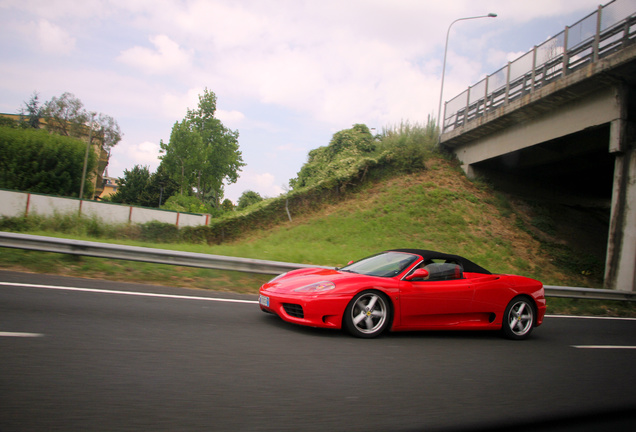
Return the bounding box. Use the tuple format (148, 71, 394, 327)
(262, 267, 361, 293)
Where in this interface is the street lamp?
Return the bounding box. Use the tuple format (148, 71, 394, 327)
(436, 13, 497, 137)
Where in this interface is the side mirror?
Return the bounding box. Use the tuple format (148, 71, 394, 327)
(405, 268, 429, 281)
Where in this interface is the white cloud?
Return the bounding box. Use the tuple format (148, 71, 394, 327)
(224, 169, 285, 203)
(216, 109, 245, 128)
(118, 34, 193, 75)
(35, 19, 76, 55)
(0, 0, 615, 202)
(108, 140, 161, 177)
(161, 87, 204, 120)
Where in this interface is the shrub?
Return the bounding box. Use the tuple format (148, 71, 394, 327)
(139, 221, 179, 243)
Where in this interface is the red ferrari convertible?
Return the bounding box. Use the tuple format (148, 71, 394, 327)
(259, 249, 546, 339)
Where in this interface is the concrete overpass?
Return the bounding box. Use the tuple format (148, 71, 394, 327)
(440, 0, 636, 291)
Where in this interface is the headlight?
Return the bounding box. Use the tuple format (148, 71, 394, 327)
(293, 281, 336, 293)
(268, 272, 287, 283)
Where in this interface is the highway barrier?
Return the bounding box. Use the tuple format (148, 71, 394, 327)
(0, 232, 633, 301)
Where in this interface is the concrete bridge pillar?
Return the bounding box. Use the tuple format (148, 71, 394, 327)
(605, 87, 636, 291)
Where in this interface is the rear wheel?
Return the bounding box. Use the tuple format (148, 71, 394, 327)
(344, 291, 391, 338)
(502, 296, 535, 340)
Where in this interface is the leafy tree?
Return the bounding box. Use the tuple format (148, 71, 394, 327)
(41, 92, 122, 150)
(42, 92, 89, 138)
(152, 162, 180, 207)
(221, 199, 234, 212)
(0, 126, 96, 196)
(20, 91, 43, 129)
(109, 165, 153, 205)
(290, 123, 375, 189)
(108, 164, 179, 207)
(160, 88, 245, 207)
(160, 119, 202, 195)
(237, 190, 264, 210)
(95, 113, 122, 150)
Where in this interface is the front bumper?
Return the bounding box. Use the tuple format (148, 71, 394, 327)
(259, 291, 349, 329)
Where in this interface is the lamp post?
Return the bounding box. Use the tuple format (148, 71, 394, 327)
(437, 13, 497, 137)
(79, 112, 96, 200)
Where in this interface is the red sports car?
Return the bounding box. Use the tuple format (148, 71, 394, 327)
(259, 249, 546, 339)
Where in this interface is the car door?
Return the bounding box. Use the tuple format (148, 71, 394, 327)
(398, 278, 475, 329)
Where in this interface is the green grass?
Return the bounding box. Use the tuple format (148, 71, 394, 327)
(2, 156, 628, 316)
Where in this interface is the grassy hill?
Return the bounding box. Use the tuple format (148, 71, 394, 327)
(211, 156, 603, 286)
(3, 152, 634, 316)
(1, 155, 603, 289)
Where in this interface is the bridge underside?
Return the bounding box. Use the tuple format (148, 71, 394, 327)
(443, 85, 636, 291)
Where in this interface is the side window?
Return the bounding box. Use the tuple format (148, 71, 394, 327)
(425, 263, 463, 281)
(405, 260, 464, 282)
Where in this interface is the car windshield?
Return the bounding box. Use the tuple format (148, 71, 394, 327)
(340, 252, 419, 277)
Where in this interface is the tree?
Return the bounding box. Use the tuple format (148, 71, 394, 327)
(95, 113, 122, 150)
(41, 92, 122, 149)
(290, 123, 375, 189)
(151, 162, 180, 207)
(237, 190, 263, 210)
(160, 120, 202, 196)
(221, 199, 234, 211)
(0, 126, 96, 196)
(160, 88, 245, 207)
(108, 164, 179, 208)
(109, 165, 153, 205)
(20, 91, 43, 129)
(42, 92, 89, 137)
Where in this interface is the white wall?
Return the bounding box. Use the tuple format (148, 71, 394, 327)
(0, 189, 210, 227)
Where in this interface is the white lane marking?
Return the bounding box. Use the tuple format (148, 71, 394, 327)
(572, 345, 636, 349)
(0, 282, 258, 304)
(546, 314, 636, 321)
(0, 332, 44, 338)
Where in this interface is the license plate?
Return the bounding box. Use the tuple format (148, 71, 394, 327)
(259, 295, 269, 307)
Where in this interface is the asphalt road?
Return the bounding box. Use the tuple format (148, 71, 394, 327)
(1, 270, 635, 432)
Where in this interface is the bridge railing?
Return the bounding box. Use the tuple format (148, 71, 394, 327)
(442, 0, 636, 134)
(1, 232, 634, 301)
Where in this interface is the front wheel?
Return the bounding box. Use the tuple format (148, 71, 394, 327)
(343, 291, 391, 338)
(502, 296, 535, 340)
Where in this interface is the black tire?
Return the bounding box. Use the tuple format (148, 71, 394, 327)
(343, 290, 391, 338)
(502, 296, 536, 340)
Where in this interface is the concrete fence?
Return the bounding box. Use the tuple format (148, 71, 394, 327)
(0, 189, 211, 227)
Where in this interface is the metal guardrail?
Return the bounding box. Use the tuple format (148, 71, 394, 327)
(0, 232, 323, 276)
(544, 285, 635, 301)
(442, 0, 636, 133)
(0, 232, 633, 301)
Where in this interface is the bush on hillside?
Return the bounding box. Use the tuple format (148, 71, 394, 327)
(0, 126, 97, 197)
(290, 124, 376, 189)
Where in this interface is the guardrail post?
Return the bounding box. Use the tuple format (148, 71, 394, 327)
(505, 61, 511, 104)
(484, 75, 489, 113)
(442, 101, 447, 132)
(562, 26, 570, 76)
(531, 46, 537, 91)
(465, 87, 470, 123)
(593, 5, 602, 63)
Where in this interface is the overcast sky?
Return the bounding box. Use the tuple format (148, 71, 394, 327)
(0, 0, 612, 203)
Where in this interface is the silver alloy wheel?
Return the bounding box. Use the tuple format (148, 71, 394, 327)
(350, 292, 388, 335)
(506, 299, 534, 337)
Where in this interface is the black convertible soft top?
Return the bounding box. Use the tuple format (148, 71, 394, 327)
(388, 249, 492, 275)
